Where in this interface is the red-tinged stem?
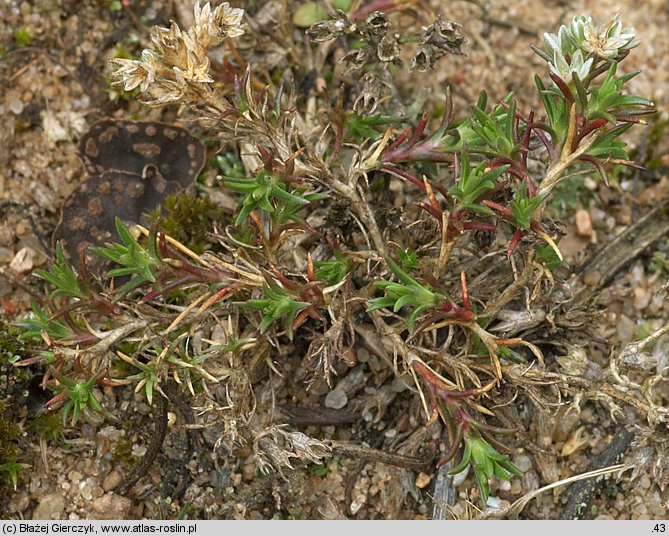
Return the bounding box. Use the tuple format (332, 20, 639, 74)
(549, 72, 575, 108)
(256, 145, 270, 160)
(14, 356, 50, 367)
(384, 125, 412, 153)
(293, 306, 323, 332)
(382, 164, 426, 191)
(463, 221, 496, 232)
(579, 155, 609, 187)
(269, 265, 296, 290)
(437, 300, 476, 323)
(140, 275, 194, 303)
(330, 119, 344, 166)
(208, 286, 236, 306)
(437, 424, 463, 467)
(460, 270, 471, 311)
(407, 112, 429, 147)
(532, 123, 556, 159)
(417, 202, 444, 228)
(89, 294, 120, 317)
(158, 232, 170, 258)
(482, 199, 513, 216)
(529, 220, 547, 234)
(507, 229, 523, 257)
(432, 182, 451, 201)
(45, 391, 67, 411)
(615, 108, 656, 117)
(300, 280, 325, 306)
(60, 313, 99, 345)
(616, 117, 647, 124)
(474, 420, 517, 435)
(577, 118, 607, 143)
(172, 261, 223, 283)
(488, 157, 527, 180)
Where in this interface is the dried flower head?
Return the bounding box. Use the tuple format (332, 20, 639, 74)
(109, 1, 244, 106)
(361, 11, 390, 38)
(353, 71, 388, 115)
(377, 33, 400, 63)
(424, 15, 466, 55)
(340, 48, 369, 74)
(111, 49, 159, 93)
(306, 9, 354, 42)
(191, 0, 245, 45)
(411, 15, 465, 71)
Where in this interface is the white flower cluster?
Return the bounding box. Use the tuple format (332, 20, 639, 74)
(543, 14, 639, 84)
(110, 2, 244, 105)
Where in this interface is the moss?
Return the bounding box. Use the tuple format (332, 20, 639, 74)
(150, 193, 224, 254)
(112, 433, 136, 467)
(30, 411, 64, 443)
(0, 321, 26, 365)
(0, 401, 21, 491)
(13, 27, 33, 48)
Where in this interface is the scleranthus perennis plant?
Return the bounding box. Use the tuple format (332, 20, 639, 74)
(22, 3, 660, 510)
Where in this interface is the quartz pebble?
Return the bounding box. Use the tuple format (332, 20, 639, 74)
(324, 389, 347, 409)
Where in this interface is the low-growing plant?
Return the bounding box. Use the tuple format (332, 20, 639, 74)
(17, 2, 667, 511)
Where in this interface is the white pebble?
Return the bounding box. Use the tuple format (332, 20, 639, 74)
(9, 99, 24, 115)
(324, 389, 347, 409)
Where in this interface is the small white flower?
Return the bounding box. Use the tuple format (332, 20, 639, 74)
(582, 14, 639, 59)
(569, 14, 595, 46)
(549, 48, 593, 84)
(543, 25, 575, 56)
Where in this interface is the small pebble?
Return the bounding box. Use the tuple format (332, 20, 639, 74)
(513, 453, 533, 473)
(415, 472, 431, 489)
(90, 494, 132, 520)
(32, 494, 65, 520)
(9, 246, 37, 274)
(101, 471, 121, 492)
(324, 389, 347, 409)
(575, 209, 593, 238)
(616, 315, 637, 343)
(68, 470, 83, 484)
(633, 287, 650, 310)
(131, 444, 147, 458)
(9, 99, 24, 115)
